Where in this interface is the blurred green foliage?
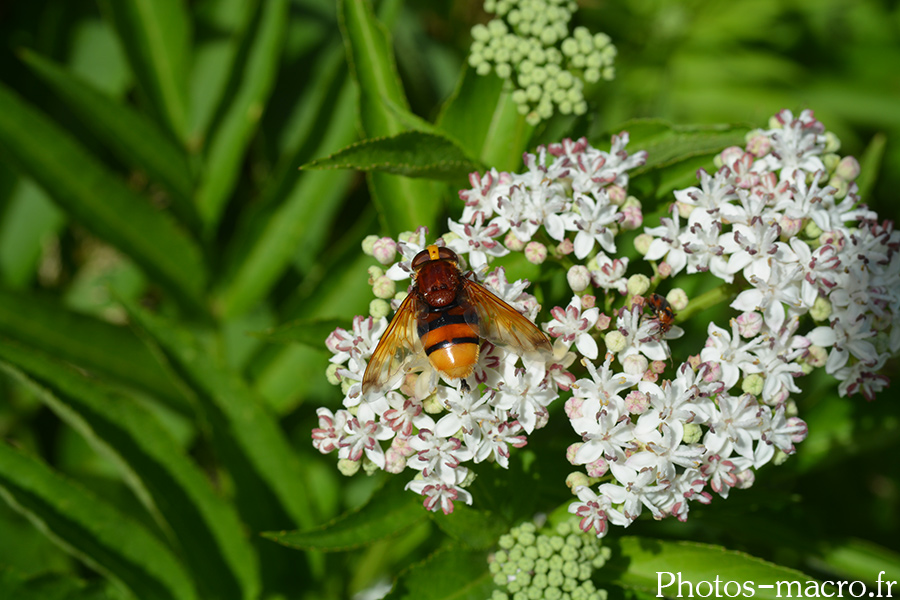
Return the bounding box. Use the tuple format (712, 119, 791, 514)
(0, 0, 898, 599)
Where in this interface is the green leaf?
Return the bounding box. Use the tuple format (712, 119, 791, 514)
(195, 0, 287, 229)
(0, 289, 188, 413)
(429, 504, 508, 550)
(20, 50, 197, 226)
(0, 341, 261, 600)
(856, 131, 886, 201)
(122, 299, 319, 531)
(603, 537, 816, 600)
(817, 538, 900, 584)
(436, 66, 534, 172)
(303, 131, 481, 182)
(383, 546, 494, 600)
(0, 177, 65, 289)
(338, 0, 441, 233)
(254, 317, 347, 347)
(0, 569, 126, 600)
(0, 443, 198, 600)
(602, 119, 751, 175)
(0, 83, 208, 310)
(264, 477, 426, 552)
(98, 0, 191, 142)
(213, 44, 357, 319)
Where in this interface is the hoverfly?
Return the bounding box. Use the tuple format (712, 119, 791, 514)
(645, 293, 676, 334)
(361, 245, 552, 396)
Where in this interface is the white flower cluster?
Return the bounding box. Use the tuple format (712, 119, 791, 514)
(468, 0, 616, 125)
(312, 110, 899, 531)
(313, 134, 648, 515)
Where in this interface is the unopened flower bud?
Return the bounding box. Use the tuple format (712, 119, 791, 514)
(745, 130, 771, 157)
(565, 397, 584, 419)
(702, 361, 722, 383)
(557, 238, 574, 255)
(362, 455, 380, 475)
(627, 274, 650, 296)
(525, 241, 548, 264)
(361, 235, 379, 256)
(621, 205, 643, 230)
(819, 230, 845, 250)
(624, 390, 649, 414)
(822, 153, 841, 173)
(566, 442, 583, 464)
(372, 275, 396, 299)
(337, 458, 361, 476)
(824, 131, 841, 153)
(642, 369, 659, 383)
(717, 146, 744, 169)
(581, 294, 596, 309)
(372, 237, 397, 265)
(596, 313, 611, 330)
(325, 363, 342, 385)
(806, 345, 828, 368)
(367, 265, 384, 283)
(585, 457, 608, 477)
(622, 354, 648, 376)
(604, 330, 626, 353)
(505, 231, 526, 251)
(566, 471, 590, 491)
(567, 265, 591, 292)
(810, 297, 832, 322)
(369, 299, 390, 319)
(341, 378, 353, 395)
(666, 288, 689, 311)
(835, 155, 860, 181)
(682, 423, 703, 444)
(657, 261, 673, 278)
(422, 394, 443, 414)
(607, 185, 627, 205)
(736, 311, 763, 337)
(804, 220, 823, 239)
(634, 233, 653, 255)
(676, 201, 694, 219)
(741, 373, 765, 396)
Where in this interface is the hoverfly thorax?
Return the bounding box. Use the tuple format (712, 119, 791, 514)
(412, 246, 462, 308)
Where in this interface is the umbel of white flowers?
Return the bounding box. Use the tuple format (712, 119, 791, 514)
(313, 109, 899, 537)
(468, 0, 616, 125)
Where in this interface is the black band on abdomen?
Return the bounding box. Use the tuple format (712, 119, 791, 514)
(425, 337, 479, 356)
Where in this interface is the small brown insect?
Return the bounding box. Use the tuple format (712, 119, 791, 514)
(646, 293, 676, 334)
(362, 245, 551, 395)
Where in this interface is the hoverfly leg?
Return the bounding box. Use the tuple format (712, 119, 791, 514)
(460, 379, 471, 394)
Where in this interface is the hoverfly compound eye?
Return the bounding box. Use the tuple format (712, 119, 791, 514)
(411, 249, 431, 271)
(437, 247, 458, 262)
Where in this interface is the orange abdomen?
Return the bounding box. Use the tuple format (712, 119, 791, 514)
(418, 305, 480, 380)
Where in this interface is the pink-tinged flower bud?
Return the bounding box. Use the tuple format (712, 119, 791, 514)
(361, 235, 379, 256)
(557, 238, 575, 255)
(745, 130, 771, 157)
(504, 231, 526, 251)
(566, 472, 591, 491)
(779, 215, 804, 239)
(735, 469, 755, 489)
(566, 443, 583, 465)
(622, 354, 648, 376)
(607, 184, 627, 205)
(687, 354, 701, 369)
(624, 390, 649, 414)
(369, 299, 390, 319)
(372, 275, 396, 299)
(717, 146, 744, 169)
(534, 406, 550, 430)
(788, 417, 808, 442)
(806, 345, 828, 368)
(634, 233, 653, 255)
(384, 447, 407, 473)
(581, 294, 596, 309)
(703, 362, 723, 383)
(676, 201, 694, 219)
(585, 457, 609, 477)
(524, 241, 548, 264)
(642, 369, 659, 383)
(596, 313, 611, 330)
(650, 360, 666, 374)
(567, 265, 591, 292)
(736, 311, 763, 337)
(621, 205, 643, 230)
(666, 288, 688, 311)
(400, 372, 418, 397)
(657, 261, 673, 278)
(564, 396, 585, 419)
(835, 155, 860, 181)
(372, 237, 397, 265)
(818, 230, 845, 250)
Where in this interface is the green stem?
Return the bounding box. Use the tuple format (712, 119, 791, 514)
(675, 283, 737, 323)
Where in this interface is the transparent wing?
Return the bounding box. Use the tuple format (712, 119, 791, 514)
(462, 279, 551, 359)
(361, 292, 423, 396)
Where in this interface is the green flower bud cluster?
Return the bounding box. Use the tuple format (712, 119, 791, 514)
(488, 519, 610, 600)
(469, 0, 616, 126)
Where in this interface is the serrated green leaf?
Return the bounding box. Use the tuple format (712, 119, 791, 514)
(0, 341, 260, 600)
(122, 299, 318, 531)
(0, 83, 208, 310)
(303, 131, 481, 182)
(338, 0, 441, 233)
(383, 546, 493, 600)
(264, 477, 426, 552)
(436, 66, 534, 172)
(20, 50, 196, 226)
(603, 537, 816, 600)
(0, 177, 65, 289)
(0, 443, 198, 600)
(0, 289, 188, 413)
(254, 318, 347, 347)
(98, 0, 191, 142)
(196, 0, 287, 229)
